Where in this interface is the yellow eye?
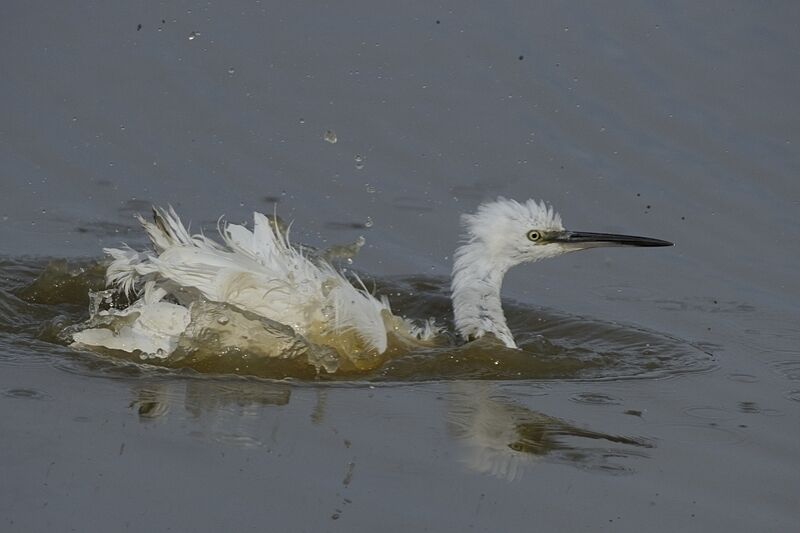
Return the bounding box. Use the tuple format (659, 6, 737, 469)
(527, 230, 541, 242)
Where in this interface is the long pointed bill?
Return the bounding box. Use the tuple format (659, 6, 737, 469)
(554, 231, 673, 248)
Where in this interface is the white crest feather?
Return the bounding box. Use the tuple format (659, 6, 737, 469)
(452, 197, 565, 348)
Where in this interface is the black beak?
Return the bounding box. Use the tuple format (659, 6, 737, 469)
(554, 231, 673, 247)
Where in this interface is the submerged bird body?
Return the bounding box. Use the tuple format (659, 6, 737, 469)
(72, 198, 670, 367)
(74, 207, 436, 368)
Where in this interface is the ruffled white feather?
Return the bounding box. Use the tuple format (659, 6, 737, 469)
(90, 206, 436, 357)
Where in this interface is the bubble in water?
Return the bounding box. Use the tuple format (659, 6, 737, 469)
(323, 130, 337, 144)
(71, 116, 78, 122)
(298, 118, 305, 124)
(188, 31, 200, 40)
(355, 154, 365, 170)
(227, 67, 235, 75)
(364, 216, 374, 228)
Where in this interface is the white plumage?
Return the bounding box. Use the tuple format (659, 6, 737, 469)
(73, 198, 670, 366)
(452, 198, 565, 347)
(74, 206, 435, 365)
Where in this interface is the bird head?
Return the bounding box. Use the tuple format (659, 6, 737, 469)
(461, 197, 672, 269)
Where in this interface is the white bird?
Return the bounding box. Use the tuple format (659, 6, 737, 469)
(447, 382, 652, 481)
(72, 198, 671, 370)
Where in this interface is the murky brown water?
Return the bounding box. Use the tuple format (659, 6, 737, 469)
(2, 1, 799, 531)
(6, 258, 711, 382)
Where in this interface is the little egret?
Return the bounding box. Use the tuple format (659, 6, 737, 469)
(72, 198, 671, 364)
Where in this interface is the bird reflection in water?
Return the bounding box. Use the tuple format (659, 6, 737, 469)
(130, 379, 291, 421)
(446, 383, 653, 481)
(128, 379, 292, 448)
(127, 379, 651, 478)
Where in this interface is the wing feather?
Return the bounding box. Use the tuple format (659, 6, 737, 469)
(102, 206, 393, 354)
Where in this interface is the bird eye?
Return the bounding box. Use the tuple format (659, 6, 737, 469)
(527, 230, 541, 242)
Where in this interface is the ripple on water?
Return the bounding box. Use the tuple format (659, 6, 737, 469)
(569, 393, 622, 406)
(2, 388, 51, 400)
(732, 319, 800, 354)
(727, 373, 759, 383)
(683, 406, 738, 421)
(661, 424, 747, 447)
(737, 401, 783, 417)
(208, 433, 264, 448)
(3, 261, 714, 382)
(771, 360, 800, 381)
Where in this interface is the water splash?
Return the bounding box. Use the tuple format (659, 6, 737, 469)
(323, 130, 337, 144)
(6, 258, 713, 382)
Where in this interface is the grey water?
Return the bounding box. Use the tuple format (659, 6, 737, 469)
(1, 1, 799, 531)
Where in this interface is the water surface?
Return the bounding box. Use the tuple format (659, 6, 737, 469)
(1, 1, 799, 531)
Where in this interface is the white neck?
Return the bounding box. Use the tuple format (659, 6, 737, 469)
(451, 241, 517, 348)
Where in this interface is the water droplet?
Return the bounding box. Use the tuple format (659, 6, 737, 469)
(71, 116, 78, 122)
(364, 216, 373, 228)
(298, 118, 305, 124)
(354, 154, 365, 170)
(227, 67, 235, 75)
(120, 125, 126, 131)
(323, 130, 337, 144)
(188, 31, 200, 40)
